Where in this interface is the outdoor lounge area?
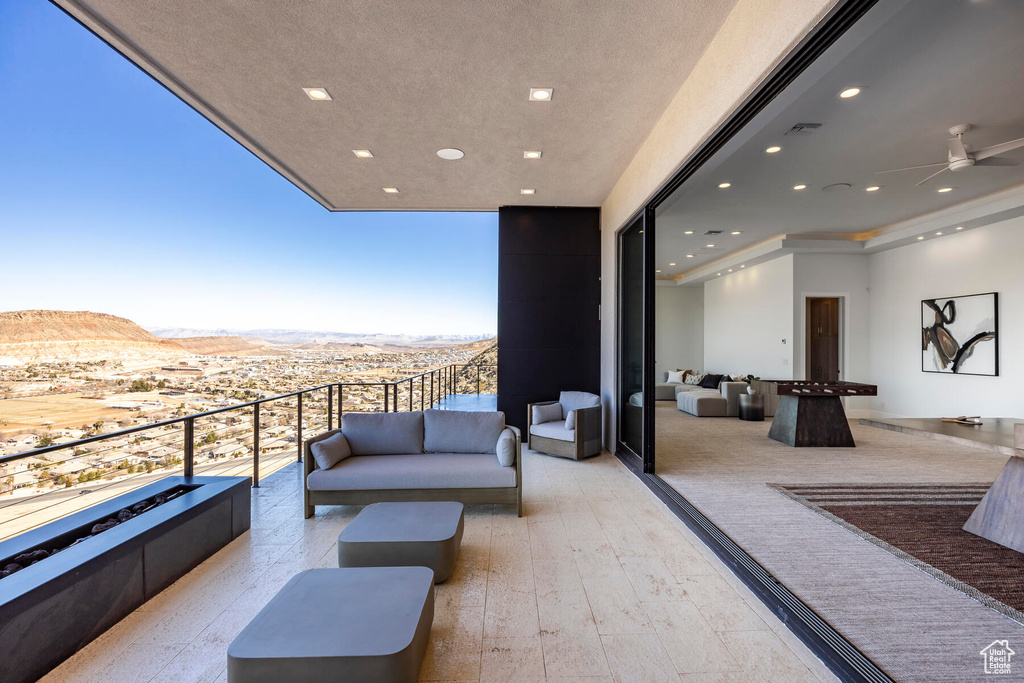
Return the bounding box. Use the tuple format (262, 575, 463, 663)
(37, 447, 833, 683)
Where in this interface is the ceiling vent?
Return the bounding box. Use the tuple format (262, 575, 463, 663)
(704, 230, 722, 235)
(785, 123, 821, 136)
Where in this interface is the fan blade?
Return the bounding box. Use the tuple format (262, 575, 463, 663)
(948, 136, 969, 160)
(876, 162, 948, 174)
(974, 156, 1020, 167)
(975, 136, 1024, 161)
(915, 166, 950, 187)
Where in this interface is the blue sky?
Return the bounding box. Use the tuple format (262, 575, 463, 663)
(0, 1, 497, 337)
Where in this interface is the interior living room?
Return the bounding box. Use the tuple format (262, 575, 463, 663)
(646, 0, 1024, 679)
(3, 0, 1022, 682)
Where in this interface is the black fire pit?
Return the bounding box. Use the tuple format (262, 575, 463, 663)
(0, 476, 250, 683)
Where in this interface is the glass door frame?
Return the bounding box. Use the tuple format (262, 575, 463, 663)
(615, 206, 656, 473)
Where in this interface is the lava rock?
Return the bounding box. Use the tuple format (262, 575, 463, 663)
(91, 519, 119, 534)
(14, 549, 50, 566)
(117, 509, 134, 522)
(132, 502, 148, 514)
(2, 563, 23, 576)
(155, 493, 168, 505)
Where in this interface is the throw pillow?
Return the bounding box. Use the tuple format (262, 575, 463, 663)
(310, 432, 351, 470)
(700, 373, 724, 389)
(666, 370, 686, 384)
(532, 403, 562, 425)
(685, 372, 705, 385)
(496, 428, 516, 467)
(565, 409, 576, 430)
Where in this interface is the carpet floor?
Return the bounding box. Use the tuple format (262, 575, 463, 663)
(771, 483, 1024, 625)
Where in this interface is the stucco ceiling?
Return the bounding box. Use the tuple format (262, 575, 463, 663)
(656, 0, 1024, 279)
(55, 0, 741, 211)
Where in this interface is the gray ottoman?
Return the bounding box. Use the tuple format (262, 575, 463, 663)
(339, 501, 464, 583)
(227, 567, 434, 683)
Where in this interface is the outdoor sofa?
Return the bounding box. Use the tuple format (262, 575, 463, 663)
(303, 410, 522, 517)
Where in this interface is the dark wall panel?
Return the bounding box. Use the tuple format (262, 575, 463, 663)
(498, 206, 601, 431)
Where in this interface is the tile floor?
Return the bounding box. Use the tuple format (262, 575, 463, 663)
(41, 448, 837, 683)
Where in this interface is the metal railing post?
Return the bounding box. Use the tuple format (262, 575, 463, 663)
(477, 365, 481, 395)
(384, 384, 389, 413)
(252, 403, 261, 488)
(184, 416, 194, 477)
(327, 385, 334, 430)
(420, 375, 425, 411)
(297, 392, 303, 463)
(430, 371, 434, 408)
(394, 382, 399, 412)
(338, 383, 343, 418)
(408, 380, 413, 412)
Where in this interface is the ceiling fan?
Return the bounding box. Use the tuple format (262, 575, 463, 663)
(877, 124, 1024, 186)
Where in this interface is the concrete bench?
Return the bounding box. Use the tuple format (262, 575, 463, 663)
(227, 567, 434, 683)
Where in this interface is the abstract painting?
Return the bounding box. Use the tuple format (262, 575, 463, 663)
(922, 292, 998, 375)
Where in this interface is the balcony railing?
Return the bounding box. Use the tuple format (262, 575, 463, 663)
(0, 363, 495, 541)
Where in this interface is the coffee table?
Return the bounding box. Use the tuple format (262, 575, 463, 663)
(228, 567, 434, 682)
(338, 501, 464, 583)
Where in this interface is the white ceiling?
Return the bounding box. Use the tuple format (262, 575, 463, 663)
(56, 0, 741, 211)
(656, 0, 1024, 279)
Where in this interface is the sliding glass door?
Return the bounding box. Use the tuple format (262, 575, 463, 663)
(617, 211, 653, 471)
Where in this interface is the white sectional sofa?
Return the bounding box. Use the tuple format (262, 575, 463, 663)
(675, 380, 751, 417)
(303, 410, 522, 517)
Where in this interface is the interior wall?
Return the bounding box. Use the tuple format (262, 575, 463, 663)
(703, 255, 794, 378)
(866, 216, 1024, 418)
(792, 253, 871, 414)
(497, 207, 601, 431)
(598, 0, 836, 448)
(655, 285, 704, 379)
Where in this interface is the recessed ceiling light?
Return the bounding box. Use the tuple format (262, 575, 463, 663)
(740, 264, 745, 268)
(524, 151, 542, 159)
(706, 244, 715, 248)
(669, 262, 676, 266)
(520, 188, 535, 195)
(765, 146, 782, 154)
(793, 184, 807, 190)
(684, 230, 694, 235)
(935, 231, 943, 236)
(352, 149, 373, 158)
(865, 186, 880, 192)
(383, 187, 399, 194)
(718, 182, 731, 189)
(717, 273, 722, 276)
(656, 269, 662, 273)
(686, 254, 694, 258)
(956, 226, 964, 230)
(437, 148, 464, 160)
(937, 187, 954, 193)
(303, 87, 331, 100)
(529, 88, 552, 101)
(728, 269, 733, 273)
(731, 231, 742, 235)
(917, 236, 925, 240)
(839, 87, 861, 99)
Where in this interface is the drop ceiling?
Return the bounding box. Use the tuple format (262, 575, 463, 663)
(656, 0, 1024, 279)
(55, 0, 742, 211)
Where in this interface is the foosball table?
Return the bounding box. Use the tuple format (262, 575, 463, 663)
(754, 380, 877, 447)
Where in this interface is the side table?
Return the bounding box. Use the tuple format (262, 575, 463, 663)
(739, 393, 764, 421)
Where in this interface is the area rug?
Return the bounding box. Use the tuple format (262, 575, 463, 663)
(768, 483, 1024, 626)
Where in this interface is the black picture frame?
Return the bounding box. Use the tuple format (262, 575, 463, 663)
(921, 291, 999, 376)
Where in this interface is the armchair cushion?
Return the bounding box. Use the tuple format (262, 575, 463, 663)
(310, 432, 351, 470)
(565, 410, 576, 430)
(423, 409, 505, 454)
(532, 403, 562, 425)
(558, 391, 600, 418)
(530, 420, 575, 442)
(496, 428, 516, 467)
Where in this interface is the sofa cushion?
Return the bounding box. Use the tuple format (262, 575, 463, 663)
(530, 420, 575, 442)
(342, 411, 424, 455)
(423, 410, 505, 454)
(311, 432, 351, 470)
(684, 373, 704, 385)
(666, 370, 686, 384)
(306, 454, 516, 491)
(532, 403, 562, 425)
(676, 390, 728, 417)
(496, 428, 516, 467)
(700, 373, 724, 389)
(558, 391, 600, 418)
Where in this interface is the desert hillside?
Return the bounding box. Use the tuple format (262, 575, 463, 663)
(173, 336, 287, 356)
(0, 310, 178, 345)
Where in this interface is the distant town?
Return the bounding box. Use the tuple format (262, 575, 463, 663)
(0, 310, 496, 540)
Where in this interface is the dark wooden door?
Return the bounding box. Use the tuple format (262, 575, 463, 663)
(806, 297, 840, 381)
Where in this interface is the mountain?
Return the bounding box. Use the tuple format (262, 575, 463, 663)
(0, 311, 280, 362)
(150, 327, 495, 347)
